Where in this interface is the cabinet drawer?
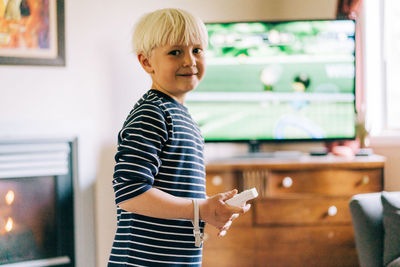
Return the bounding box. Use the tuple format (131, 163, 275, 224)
(203, 225, 358, 267)
(266, 168, 382, 196)
(254, 225, 358, 267)
(206, 171, 238, 196)
(254, 197, 351, 225)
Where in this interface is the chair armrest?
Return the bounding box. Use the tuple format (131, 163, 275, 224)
(349, 192, 384, 267)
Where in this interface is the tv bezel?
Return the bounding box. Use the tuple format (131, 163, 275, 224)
(196, 18, 357, 144)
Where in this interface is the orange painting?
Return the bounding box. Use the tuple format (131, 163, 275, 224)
(0, 0, 64, 65)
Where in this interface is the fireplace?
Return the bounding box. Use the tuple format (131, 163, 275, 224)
(0, 139, 75, 267)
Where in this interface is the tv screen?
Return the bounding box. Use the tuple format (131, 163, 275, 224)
(186, 19, 356, 142)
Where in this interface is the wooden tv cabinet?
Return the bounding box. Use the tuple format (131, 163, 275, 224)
(202, 154, 385, 267)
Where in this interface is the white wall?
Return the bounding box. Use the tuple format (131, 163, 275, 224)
(0, 0, 122, 266)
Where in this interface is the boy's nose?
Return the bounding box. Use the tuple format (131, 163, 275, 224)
(183, 53, 196, 67)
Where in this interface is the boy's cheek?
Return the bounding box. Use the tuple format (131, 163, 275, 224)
(199, 69, 206, 80)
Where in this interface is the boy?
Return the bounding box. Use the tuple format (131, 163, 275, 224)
(108, 8, 251, 266)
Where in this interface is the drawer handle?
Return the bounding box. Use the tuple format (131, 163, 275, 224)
(327, 205, 338, 216)
(362, 175, 370, 185)
(282, 177, 293, 188)
(212, 176, 223, 186)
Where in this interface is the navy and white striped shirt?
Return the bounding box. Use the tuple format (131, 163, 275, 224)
(109, 89, 206, 267)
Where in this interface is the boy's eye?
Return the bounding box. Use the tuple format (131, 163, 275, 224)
(193, 48, 203, 54)
(168, 50, 181, 56)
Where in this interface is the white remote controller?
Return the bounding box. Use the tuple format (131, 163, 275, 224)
(225, 188, 258, 207)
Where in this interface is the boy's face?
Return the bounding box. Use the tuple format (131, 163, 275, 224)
(138, 43, 206, 104)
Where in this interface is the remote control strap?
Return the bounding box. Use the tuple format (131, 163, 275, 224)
(192, 199, 203, 247)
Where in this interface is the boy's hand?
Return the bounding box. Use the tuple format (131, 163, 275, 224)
(198, 189, 251, 236)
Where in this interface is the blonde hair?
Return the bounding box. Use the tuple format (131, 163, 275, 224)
(132, 8, 208, 57)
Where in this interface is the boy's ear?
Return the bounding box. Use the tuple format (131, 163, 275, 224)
(137, 53, 154, 74)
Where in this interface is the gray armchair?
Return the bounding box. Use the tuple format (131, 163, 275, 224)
(350, 192, 400, 267)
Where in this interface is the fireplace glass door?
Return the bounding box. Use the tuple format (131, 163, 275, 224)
(0, 176, 57, 264)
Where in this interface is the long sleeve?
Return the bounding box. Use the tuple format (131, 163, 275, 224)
(112, 103, 169, 205)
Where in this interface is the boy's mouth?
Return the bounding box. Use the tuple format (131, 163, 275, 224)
(177, 73, 198, 77)
(178, 72, 197, 76)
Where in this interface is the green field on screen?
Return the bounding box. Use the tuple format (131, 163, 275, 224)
(186, 101, 355, 140)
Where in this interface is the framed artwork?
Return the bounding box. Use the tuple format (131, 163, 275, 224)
(0, 0, 65, 66)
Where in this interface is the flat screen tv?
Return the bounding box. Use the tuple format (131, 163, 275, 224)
(185, 19, 356, 144)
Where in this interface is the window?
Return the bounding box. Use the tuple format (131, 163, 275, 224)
(363, 0, 400, 137)
(384, 0, 400, 130)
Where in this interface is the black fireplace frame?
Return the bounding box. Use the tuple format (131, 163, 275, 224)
(0, 138, 76, 267)
(54, 139, 75, 267)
